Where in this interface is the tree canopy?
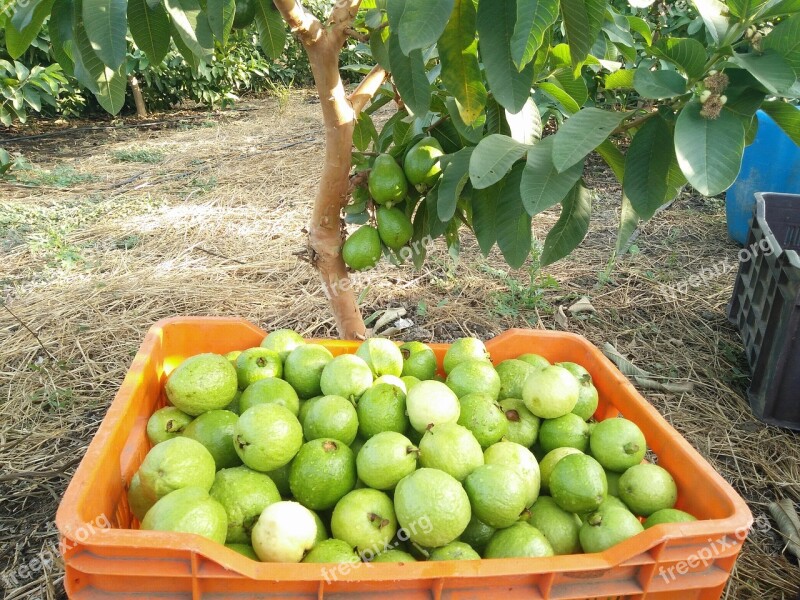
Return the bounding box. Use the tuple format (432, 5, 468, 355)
(2, 0, 799, 335)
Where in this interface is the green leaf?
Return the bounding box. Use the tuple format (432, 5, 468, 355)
(505, 98, 542, 145)
(538, 81, 580, 114)
(370, 26, 392, 72)
(397, 0, 454, 55)
(388, 32, 431, 117)
(651, 38, 707, 79)
(74, 0, 127, 113)
(445, 97, 484, 144)
(511, 0, 559, 71)
(425, 186, 449, 239)
(615, 194, 640, 255)
(11, 0, 44, 29)
(477, 0, 535, 113)
(430, 118, 465, 153)
(551, 107, 627, 172)
(727, 0, 767, 18)
(520, 136, 584, 216)
(674, 100, 745, 196)
(438, 148, 473, 222)
(540, 181, 592, 266)
(744, 113, 759, 146)
(553, 70, 588, 105)
(83, 0, 128, 68)
(170, 20, 199, 68)
(469, 134, 529, 189)
(484, 96, 511, 135)
(4, 0, 55, 59)
(761, 13, 800, 79)
(690, 0, 732, 44)
(206, 0, 235, 45)
(50, 0, 77, 75)
(595, 138, 624, 181)
(254, 0, 286, 60)
(723, 69, 767, 117)
(353, 112, 378, 151)
(559, 0, 605, 68)
(731, 51, 797, 95)
(626, 16, 652, 45)
(376, 110, 407, 151)
(412, 198, 431, 268)
(761, 100, 800, 145)
(623, 116, 685, 220)
(603, 17, 634, 48)
(365, 8, 383, 30)
(757, 0, 800, 19)
(538, 70, 587, 114)
(472, 180, 502, 256)
(496, 163, 531, 268)
(437, 0, 486, 125)
(727, 0, 769, 19)
(128, 0, 171, 64)
(604, 69, 635, 90)
(633, 67, 687, 99)
(164, 0, 214, 62)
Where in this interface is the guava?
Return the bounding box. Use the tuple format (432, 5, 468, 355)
(141, 486, 227, 544)
(233, 404, 303, 472)
(146, 406, 193, 445)
(165, 353, 238, 416)
(260, 329, 305, 362)
(251, 501, 317, 562)
(522, 365, 580, 419)
(406, 380, 460, 432)
(209, 465, 281, 543)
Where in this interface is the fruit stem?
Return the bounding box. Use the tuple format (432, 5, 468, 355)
(623, 442, 640, 455)
(588, 512, 603, 526)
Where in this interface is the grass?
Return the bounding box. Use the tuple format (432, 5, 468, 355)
(481, 263, 560, 323)
(0, 195, 161, 292)
(12, 162, 97, 188)
(111, 148, 165, 164)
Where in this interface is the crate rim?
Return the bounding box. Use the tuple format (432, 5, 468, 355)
(754, 191, 800, 268)
(56, 316, 753, 583)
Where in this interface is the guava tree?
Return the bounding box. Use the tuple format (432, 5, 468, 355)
(3, 0, 799, 338)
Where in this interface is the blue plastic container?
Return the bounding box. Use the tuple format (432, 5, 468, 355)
(726, 108, 800, 245)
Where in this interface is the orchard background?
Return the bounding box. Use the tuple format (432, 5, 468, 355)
(1, 0, 800, 597)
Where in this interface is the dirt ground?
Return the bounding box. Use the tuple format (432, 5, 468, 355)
(1, 92, 799, 599)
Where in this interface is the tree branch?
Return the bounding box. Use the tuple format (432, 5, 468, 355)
(344, 26, 369, 42)
(272, 0, 324, 46)
(329, 0, 363, 45)
(349, 65, 388, 115)
(612, 110, 657, 135)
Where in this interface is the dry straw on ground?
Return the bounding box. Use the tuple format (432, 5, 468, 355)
(1, 92, 799, 599)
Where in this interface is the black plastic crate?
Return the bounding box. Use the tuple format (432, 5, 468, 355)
(728, 192, 800, 429)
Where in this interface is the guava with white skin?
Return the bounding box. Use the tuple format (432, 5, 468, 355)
(251, 501, 317, 562)
(406, 380, 460, 432)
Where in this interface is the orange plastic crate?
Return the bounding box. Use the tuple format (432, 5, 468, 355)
(56, 317, 752, 599)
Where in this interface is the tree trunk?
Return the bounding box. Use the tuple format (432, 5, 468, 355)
(273, 0, 385, 339)
(305, 35, 365, 339)
(129, 76, 147, 119)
